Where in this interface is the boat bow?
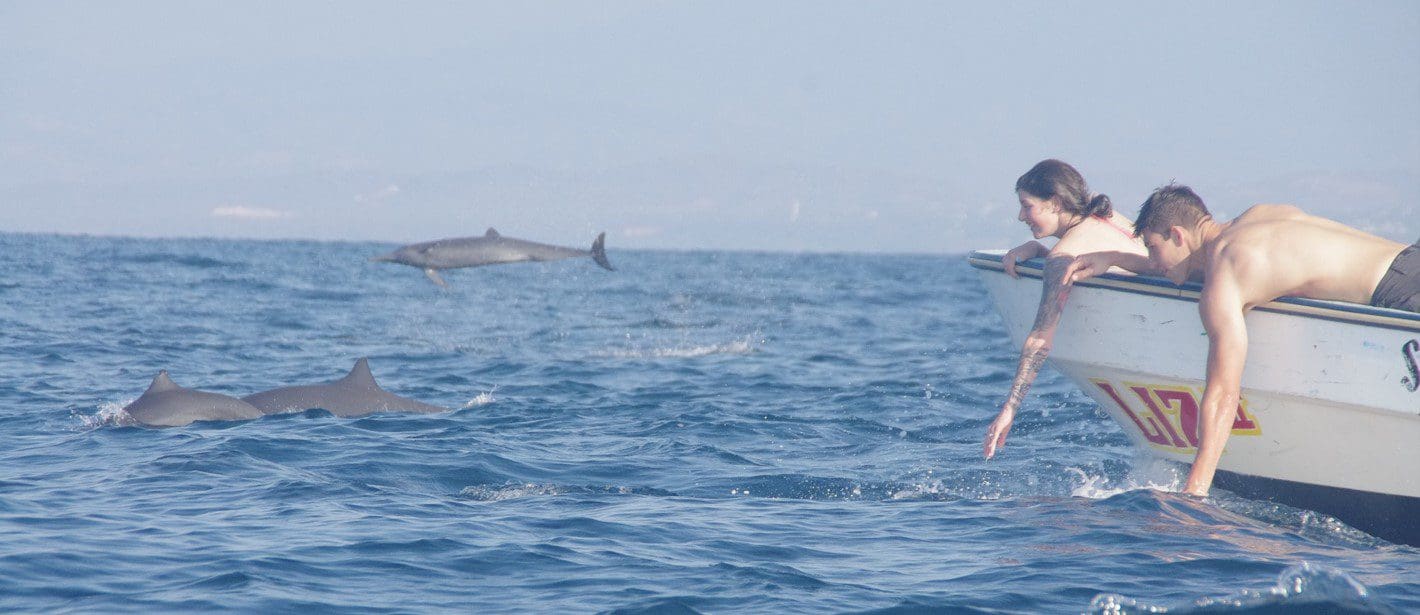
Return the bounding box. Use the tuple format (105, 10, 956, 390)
(969, 249, 1420, 543)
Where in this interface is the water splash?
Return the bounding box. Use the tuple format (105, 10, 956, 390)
(463, 387, 497, 408)
(76, 400, 138, 429)
(1070, 457, 1185, 499)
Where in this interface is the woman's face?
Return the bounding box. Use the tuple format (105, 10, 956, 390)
(1017, 191, 1064, 239)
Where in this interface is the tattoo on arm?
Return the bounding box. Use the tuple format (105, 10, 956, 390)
(1005, 347, 1048, 409)
(1004, 258, 1072, 410)
(1031, 258, 1072, 331)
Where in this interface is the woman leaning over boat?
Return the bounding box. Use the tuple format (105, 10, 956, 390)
(983, 159, 1149, 459)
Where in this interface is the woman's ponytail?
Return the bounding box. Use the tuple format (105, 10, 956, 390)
(1084, 193, 1113, 218)
(1017, 159, 1108, 218)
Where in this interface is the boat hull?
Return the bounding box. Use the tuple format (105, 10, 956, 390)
(969, 250, 1420, 544)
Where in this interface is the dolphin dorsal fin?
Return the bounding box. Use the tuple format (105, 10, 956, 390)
(484, 227, 500, 238)
(343, 358, 379, 388)
(146, 370, 180, 394)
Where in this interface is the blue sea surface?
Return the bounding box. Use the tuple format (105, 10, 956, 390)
(0, 232, 1416, 613)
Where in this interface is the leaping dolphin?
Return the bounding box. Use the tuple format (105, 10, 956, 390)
(122, 371, 265, 427)
(369, 228, 614, 286)
(242, 358, 446, 418)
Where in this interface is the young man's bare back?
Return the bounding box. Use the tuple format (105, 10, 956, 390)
(1192, 204, 1407, 307)
(1065, 186, 1413, 497)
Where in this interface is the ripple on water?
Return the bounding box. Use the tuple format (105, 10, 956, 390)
(1090, 563, 1401, 614)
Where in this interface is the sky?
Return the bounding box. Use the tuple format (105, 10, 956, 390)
(2, 1, 1417, 253)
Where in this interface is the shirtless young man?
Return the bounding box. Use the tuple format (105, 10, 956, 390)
(982, 160, 1147, 459)
(1064, 185, 1417, 496)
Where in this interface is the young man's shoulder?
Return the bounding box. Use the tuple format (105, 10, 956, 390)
(1233, 203, 1305, 224)
(1205, 231, 1273, 288)
(1217, 205, 1315, 246)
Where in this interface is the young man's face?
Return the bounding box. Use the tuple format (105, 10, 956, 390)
(1142, 229, 1191, 284)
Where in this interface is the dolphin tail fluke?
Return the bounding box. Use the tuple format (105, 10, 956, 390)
(424, 268, 448, 287)
(591, 232, 614, 271)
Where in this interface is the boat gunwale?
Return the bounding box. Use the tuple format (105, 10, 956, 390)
(967, 249, 1420, 333)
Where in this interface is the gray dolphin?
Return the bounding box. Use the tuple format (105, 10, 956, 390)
(369, 228, 614, 286)
(122, 371, 265, 427)
(242, 358, 446, 418)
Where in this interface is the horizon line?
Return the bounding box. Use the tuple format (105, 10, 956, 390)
(0, 228, 977, 258)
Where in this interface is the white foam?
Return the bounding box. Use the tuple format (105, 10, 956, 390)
(462, 387, 496, 408)
(890, 479, 980, 501)
(76, 400, 139, 429)
(1069, 457, 1184, 500)
(460, 483, 563, 502)
(601, 336, 759, 359)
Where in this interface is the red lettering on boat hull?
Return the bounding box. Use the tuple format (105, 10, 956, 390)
(1090, 379, 1261, 453)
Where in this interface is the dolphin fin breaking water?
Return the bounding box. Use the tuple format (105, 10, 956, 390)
(122, 371, 265, 427)
(242, 358, 446, 418)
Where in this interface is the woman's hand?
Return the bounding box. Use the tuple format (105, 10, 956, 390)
(984, 407, 1015, 459)
(1003, 241, 1047, 278)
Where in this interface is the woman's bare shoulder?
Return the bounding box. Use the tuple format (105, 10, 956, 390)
(1053, 218, 1143, 257)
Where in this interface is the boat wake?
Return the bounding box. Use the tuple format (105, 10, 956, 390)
(1066, 458, 1382, 547)
(1209, 492, 1384, 548)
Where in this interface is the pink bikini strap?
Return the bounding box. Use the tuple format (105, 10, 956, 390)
(1095, 215, 1135, 239)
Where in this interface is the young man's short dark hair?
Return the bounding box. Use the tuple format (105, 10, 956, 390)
(1134, 184, 1211, 238)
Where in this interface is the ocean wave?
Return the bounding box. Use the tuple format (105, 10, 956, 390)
(1210, 493, 1384, 549)
(458, 483, 677, 502)
(1089, 563, 1399, 614)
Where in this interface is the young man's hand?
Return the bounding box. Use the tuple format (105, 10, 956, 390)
(1063, 252, 1119, 284)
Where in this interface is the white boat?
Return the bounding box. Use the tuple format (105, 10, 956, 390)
(969, 249, 1420, 544)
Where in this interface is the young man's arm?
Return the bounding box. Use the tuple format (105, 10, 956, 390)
(984, 255, 1072, 459)
(1184, 264, 1250, 496)
(1062, 250, 1155, 283)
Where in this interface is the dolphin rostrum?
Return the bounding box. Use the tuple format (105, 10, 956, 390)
(242, 358, 446, 418)
(369, 228, 614, 286)
(122, 371, 265, 427)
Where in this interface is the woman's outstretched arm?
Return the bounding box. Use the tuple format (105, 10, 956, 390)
(984, 255, 1073, 459)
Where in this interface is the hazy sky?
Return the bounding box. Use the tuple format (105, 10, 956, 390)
(3, 1, 1417, 252)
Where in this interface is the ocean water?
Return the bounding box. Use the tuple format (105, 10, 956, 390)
(0, 231, 1416, 614)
